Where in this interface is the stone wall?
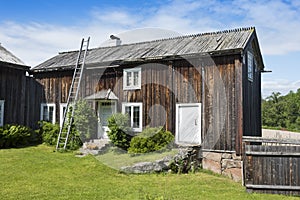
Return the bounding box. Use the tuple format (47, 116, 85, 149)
(202, 151, 242, 182)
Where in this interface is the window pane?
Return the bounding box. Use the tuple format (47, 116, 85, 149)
(63, 107, 66, 116)
(43, 106, 48, 121)
(0, 103, 2, 124)
(126, 72, 132, 86)
(133, 106, 140, 128)
(125, 106, 131, 119)
(248, 52, 253, 81)
(49, 106, 54, 123)
(133, 71, 139, 86)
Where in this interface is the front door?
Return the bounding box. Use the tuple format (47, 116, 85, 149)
(98, 101, 117, 139)
(176, 103, 201, 145)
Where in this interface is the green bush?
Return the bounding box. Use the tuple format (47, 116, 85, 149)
(39, 100, 97, 150)
(0, 124, 39, 148)
(36, 121, 60, 146)
(36, 121, 82, 150)
(107, 113, 133, 150)
(128, 127, 174, 154)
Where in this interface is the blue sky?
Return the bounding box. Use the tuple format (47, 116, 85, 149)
(1, 0, 300, 97)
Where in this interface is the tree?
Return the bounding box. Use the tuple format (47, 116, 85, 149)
(73, 100, 98, 142)
(262, 89, 300, 132)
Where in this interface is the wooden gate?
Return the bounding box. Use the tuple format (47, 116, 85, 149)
(243, 136, 300, 196)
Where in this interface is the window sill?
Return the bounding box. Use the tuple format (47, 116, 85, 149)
(123, 87, 141, 90)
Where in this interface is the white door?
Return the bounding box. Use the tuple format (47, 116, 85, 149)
(98, 101, 117, 139)
(176, 103, 201, 145)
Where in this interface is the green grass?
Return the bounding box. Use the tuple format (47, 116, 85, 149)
(0, 145, 299, 200)
(96, 147, 178, 169)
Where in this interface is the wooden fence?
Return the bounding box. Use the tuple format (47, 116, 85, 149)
(243, 136, 300, 196)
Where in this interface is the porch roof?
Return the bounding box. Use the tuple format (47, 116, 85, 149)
(85, 89, 118, 100)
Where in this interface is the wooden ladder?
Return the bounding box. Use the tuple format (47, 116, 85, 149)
(56, 37, 90, 150)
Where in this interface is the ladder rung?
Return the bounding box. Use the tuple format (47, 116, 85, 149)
(56, 37, 90, 151)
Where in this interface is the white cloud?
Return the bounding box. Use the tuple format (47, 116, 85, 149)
(262, 79, 300, 98)
(232, 0, 300, 55)
(0, 0, 300, 67)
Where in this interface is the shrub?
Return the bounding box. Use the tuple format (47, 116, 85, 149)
(36, 121, 60, 146)
(36, 121, 82, 150)
(73, 100, 98, 141)
(128, 127, 174, 154)
(107, 113, 133, 150)
(0, 124, 39, 148)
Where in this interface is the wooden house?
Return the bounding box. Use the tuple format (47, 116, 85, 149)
(0, 44, 29, 126)
(0, 44, 43, 128)
(31, 27, 264, 156)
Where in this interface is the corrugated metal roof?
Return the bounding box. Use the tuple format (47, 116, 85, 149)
(0, 44, 26, 66)
(32, 27, 255, 72)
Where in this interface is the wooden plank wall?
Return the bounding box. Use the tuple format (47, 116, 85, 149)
(34, 54, 248, 152)
(34, 71, 73, 125)
(24, 77, 45, 128)
(243, 41, 262, 138)
(0, 66, 27, 126)
(244, 144, 300, 195)
(0, 65, 44, 128)
(202, 55, 243, 152)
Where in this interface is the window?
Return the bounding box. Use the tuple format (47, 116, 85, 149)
(40, 103, 56, 124)
(122, 102, 142, 132)
(0, 100, 4, 126)
(123, 68, 141, 90)
(60, 103, 67, 127)
(248, 51, 254, 82)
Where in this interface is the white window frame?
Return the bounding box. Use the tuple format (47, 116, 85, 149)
(123, 68, 141, 90)
(122, 102, 143, 132)
(59, 103, 67, 127)
(0, 100, 4, 127)
(40, 103, 56, 124)
(248, 51, 254, 82)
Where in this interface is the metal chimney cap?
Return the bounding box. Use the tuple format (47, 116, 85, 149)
(110, 35, 120, 40)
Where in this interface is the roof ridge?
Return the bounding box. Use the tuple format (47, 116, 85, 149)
(59, 27, 255, 55)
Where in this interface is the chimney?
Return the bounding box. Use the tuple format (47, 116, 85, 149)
(110, 35, 121, 46)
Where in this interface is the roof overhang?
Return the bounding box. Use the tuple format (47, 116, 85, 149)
(85, 89, 118, 101)
(0, 61, 30, 71)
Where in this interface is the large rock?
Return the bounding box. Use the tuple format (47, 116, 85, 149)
(222, 168, 242, 182)
(222, 159, 241, 169)
(120, 157, 171, 174)
(202, 158, 221, 174)
(202, 152, 222, 162)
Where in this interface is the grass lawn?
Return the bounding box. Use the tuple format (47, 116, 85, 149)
(0, 145, 299, 200)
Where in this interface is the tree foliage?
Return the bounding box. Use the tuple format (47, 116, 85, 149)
(73, 100, 98, 142)
(262, 89, 300, 132)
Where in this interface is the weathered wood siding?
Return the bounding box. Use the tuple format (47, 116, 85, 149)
(0, 64, 44, 128)
(0, 65, 26, 125)
(24, 77, 45, 128)
(243, 137, 300, 196)
(33, 53, 254, 152)
(34, 71, 73, 124)
(243, 40, 262, 138)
